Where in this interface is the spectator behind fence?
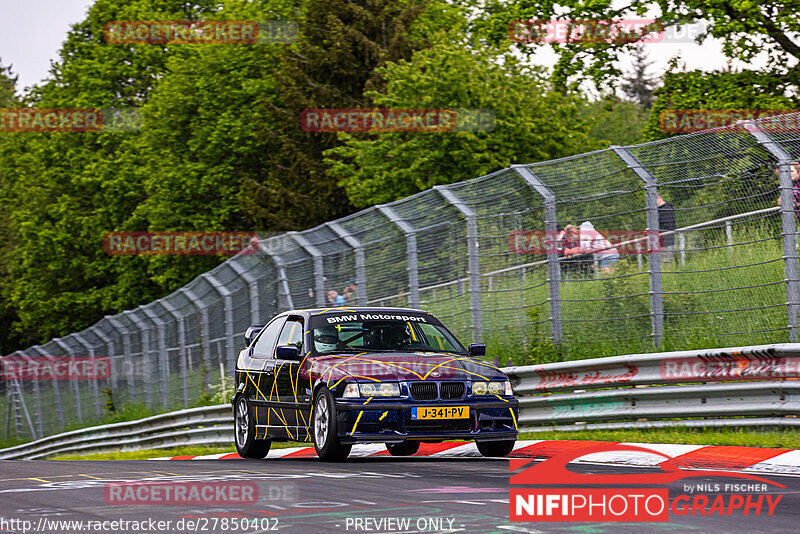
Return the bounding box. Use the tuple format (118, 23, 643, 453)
(776, 162, 800, 215)
(342, 280, 357, 303)
(327, 289, 345, 307)
(562, 222, 620, 274)
(657, 193, 677, 262)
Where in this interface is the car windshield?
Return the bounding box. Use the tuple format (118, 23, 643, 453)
(311, 319, 464, 354)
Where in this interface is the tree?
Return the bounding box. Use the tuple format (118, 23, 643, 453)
(0, 60, 21, 354)
(580, 97, 649, 146)
(466, 0, 800, 91)
(621, 46, 657, 109)
(325, 38, 602, 208)
(644, 66, 800, 141)
(0, 0, 462, 350)
(0, 61, 16, 106)
(0, 0, 221, 348)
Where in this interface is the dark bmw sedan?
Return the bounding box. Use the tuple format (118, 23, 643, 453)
(232, 307, 518, 461)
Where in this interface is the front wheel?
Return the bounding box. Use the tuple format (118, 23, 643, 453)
(386, 441, 421, 456)
(313, 387, 352, 461)
(234, 396, 271, 459)
(476, 440, 516, 457)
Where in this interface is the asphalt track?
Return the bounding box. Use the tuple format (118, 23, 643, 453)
(0, 457, 799, 534)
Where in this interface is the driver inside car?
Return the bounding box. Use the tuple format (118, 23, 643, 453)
(313, 325, 341, 352)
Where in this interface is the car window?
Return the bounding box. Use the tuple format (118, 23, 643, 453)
(251, 316, 286, 358)
(415, 322, 461, 352)
(275, 318, 303, 357)
(311, 319, 464, 353)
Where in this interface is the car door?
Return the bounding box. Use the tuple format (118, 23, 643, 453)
(272, 316, 311, 441)
(246, 315, 286, 439)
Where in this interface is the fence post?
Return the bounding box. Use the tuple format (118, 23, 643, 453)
(679, 232, 686, 265)
(327, 221, 368, 305)
(26, 347, 47, 438)
(744, 122, 800, 341)
(181, 288, 212, 395)
(513, 165, 562, 344)
(71, 333, 100, 420)
(378, 205, 420, 309)
(123, 310, 153, 409)
(159, 299, 188, 409)
(611, 146, 663, 347)
(140, 306, 168, 410)
(92, 325, 118, 405)
(228, 260, 262, 324)
(31, 344, 64, 433)
(265, 243, 295, 311)
(288, 231, 326, 308)
(105, 316, 134, 404)
(434, 185, 483, 342)
(202, 273, 237, 377)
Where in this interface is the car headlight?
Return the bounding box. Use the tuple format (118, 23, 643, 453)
(505, 381, 513, 396)
(472, 381, 488, 395)
(472, 381, 509, 396)
(359, 382, 400, 397)
(487, 381, 504, 395)
(343, 383, 359, 398)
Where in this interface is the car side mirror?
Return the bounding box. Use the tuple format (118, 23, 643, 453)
(276, 345, 301, 360)
(468, 343, 486, 357)
(244, 324, 264, 346)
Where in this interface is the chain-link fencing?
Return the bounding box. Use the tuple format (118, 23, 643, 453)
(3, 115, 800, 441)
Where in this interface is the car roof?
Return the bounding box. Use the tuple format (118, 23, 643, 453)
(286, 306, 430, 316)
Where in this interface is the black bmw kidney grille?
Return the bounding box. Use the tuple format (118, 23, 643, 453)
(409, 382, 437, 400)
(440, 382, 466, 399)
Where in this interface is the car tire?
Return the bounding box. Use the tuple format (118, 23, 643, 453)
(476, 440, 516, 457)
(234, 396, 271, 459)
(312, 386, 352, 461)
(386, 441, 421, 456)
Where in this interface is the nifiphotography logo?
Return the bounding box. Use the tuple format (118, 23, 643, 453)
(510, 443, 785, 522)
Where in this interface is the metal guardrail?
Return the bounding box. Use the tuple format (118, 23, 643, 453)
(504, 343, 800, 431)
(2, 343, 799, 458)
(0, 404, 232, 460)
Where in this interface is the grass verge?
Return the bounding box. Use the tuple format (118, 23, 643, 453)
(518, 428, 800, 449)
(50, 441, 306, 460)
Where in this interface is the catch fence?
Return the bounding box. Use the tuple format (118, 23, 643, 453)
(3, 115, 800, 440)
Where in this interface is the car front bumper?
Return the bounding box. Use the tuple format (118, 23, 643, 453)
(334, 398, 519, 444)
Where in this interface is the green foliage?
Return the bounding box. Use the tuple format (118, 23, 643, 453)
(464, 0, 800, 91)
(580, 97, 648, 146)
(0, 0, 456, 351)
(0, 61, 16, 106)
(518, 428, 800, 449)
(194, 375, 236, 408)
(326, 38, 601, 208)
(645, 68, 800, 141)
(515, 306, 559, 366)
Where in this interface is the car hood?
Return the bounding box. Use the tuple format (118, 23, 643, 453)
(308, 352, 507, 383)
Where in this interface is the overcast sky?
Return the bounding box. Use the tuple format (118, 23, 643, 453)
(0, 0, 770, 94)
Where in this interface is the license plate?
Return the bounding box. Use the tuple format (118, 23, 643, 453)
(411, 406, 469, 420)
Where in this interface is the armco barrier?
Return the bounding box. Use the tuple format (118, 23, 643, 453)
(2, 343, 799, 458)
(0, 404, 231, 460)
(504, 343, 800, 431)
